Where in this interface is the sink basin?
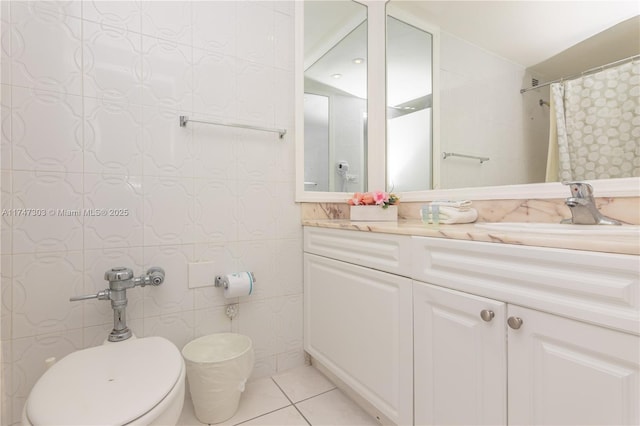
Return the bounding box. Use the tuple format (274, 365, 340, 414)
(474, 222, 640, 237)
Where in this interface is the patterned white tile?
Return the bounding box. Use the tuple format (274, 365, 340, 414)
(143, 244, 194, 317)
(296, 388, 378, 426)
(274, 10, 294, 72)
(82, 322, 114, 348)
(236, 2, 275, 68)
(275, 182, 302, 240)
(1, 2, 303, 422)
(12, 251, 83, 339)
(193, 178, 238, 244)
(237, 180, 277, 241)
(276, 349, 308, 373)
(83, 247, 144, 328)
(82, 0, 142, 33)
(250, 355, 277, 383)
(84, 174, 144, 249)
(274, 1, 295, 17)
(10, 330, 83, 421)
(83, 20, 142, 104)
(1, 170, 11, 254)
(238, 298, 278, 360)
(274, 68, 295, 131)
(192, 49, 237, 118)
(272, 365, 335, 403)
(10, 2, 82, 95)
(1, 84, 11, 170)
(237, 406, 309, 426)
(215, 377, 289, 426)
(142, 106, 195, 177)
(141, 35, 192, 110)
(273, 294, 303, 354)
(143, 176, 195, 246)
(12, 171, 83, 253)
(236, 60, 275, 126)
(140, 1, 191, 45)
(19, 1, 82, 20)
(273, 239, 302, 297)
(194, 306, 232, 338)
(143, 311, 195, 351)
(192, 1, 236, 56)
(1, 339, 14, 426)
(191, 114, 237, 180)
(1, 2, 11, 86)
(84, 97, 143, 176)
(236, 129, 281, 183)
(1, 254, 12, 342)
(11, 87, 83, 173)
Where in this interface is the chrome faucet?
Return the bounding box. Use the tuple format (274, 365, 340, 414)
(562, 182, 621, 225)
(71, 267, 165, 342)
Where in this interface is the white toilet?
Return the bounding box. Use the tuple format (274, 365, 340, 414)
(22, 336, 185, 426)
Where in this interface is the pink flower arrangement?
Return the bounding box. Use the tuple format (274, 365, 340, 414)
(347, 191, 399, 209)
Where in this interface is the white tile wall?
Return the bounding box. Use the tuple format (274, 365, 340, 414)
(439, 32, 546, 189)
(10, 2, 83, 95)
(0, 1, 300, 424)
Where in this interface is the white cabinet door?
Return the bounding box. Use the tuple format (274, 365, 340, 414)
(414, 282, 507, 426)
(508, 305, 640, 425)
(304, 253, 413, 425)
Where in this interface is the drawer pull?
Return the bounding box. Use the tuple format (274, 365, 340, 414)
(480, 310, 495, 322)
(507, 316, 524, 330)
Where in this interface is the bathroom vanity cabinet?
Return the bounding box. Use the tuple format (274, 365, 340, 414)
(303, 229, 414, 425)
(303, 227, 640, 426)
(412, 236, 640, 425)
(413, 282, 507, 425)
(414, 283, 639, 425)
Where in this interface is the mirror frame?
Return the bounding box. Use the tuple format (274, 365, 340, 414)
(295, 1, 640, 202)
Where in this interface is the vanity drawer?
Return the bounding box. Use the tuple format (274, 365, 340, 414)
(412, 237, 640, 335)
(304, 227, 412, 276)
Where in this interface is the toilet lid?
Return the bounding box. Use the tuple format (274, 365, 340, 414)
(26, 336, 184, 426)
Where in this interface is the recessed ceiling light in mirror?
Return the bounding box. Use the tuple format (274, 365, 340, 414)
(331, 73, 342, 79)
(353, 57, 365, 64)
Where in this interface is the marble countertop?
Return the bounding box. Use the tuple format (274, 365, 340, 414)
(301, 219, 640, 256)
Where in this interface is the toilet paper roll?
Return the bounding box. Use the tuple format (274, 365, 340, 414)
(223, 272, 254, 298)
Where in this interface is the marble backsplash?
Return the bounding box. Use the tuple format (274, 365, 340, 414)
(301, 197, 640, 225)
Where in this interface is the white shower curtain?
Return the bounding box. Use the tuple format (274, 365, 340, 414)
(547, 59, 639, 182)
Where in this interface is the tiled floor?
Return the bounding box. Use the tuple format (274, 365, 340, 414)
(177, 365, 379, 426)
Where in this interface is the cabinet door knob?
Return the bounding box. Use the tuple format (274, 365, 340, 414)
(507, 316, 524, 330)
(480, 309, 495, 322)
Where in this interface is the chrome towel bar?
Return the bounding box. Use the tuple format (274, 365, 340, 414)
(442, 152, 490, 164)
(179, 115, 287, 139)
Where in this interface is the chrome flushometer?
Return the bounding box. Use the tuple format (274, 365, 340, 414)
(71, 267, 165, 342)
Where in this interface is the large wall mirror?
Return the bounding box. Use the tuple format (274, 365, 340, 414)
(295, 1, 640, 202)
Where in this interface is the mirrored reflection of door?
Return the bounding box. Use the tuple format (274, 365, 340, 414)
(304, 0, 367, 193)
(386, 15, 434, 192)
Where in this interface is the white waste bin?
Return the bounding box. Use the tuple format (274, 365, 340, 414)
(182, 333, 254, 424)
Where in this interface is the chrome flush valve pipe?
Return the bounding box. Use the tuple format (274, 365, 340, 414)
(70, 267, 166, 342)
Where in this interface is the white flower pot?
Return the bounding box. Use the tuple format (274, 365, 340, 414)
(349, 205, 398, 221)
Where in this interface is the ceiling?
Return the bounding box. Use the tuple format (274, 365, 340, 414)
(303, 0, 639, 98)
(401, 0, 640, 68)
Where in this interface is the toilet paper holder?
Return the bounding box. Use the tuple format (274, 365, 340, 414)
(215, 272, 256, 289)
